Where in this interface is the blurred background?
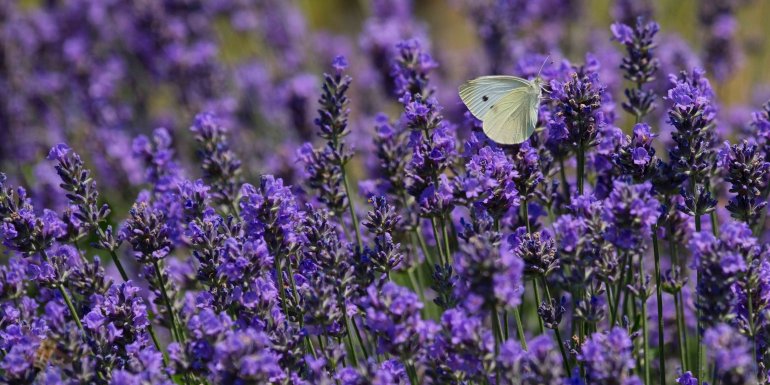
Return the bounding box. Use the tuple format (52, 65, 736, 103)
(2, 0, 769, 215)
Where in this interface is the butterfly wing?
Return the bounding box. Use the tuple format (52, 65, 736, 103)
(482, 88, 539, 145)
(458, 76, 530, 120)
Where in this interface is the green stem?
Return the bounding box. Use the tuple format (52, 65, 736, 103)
(430, 218, 446, 265)
(512, 307, 528, 350)
(577, 144, 585, 195)
(541, 276, 571, 373)
(653, 228, 666, 384)
(96, 227, 130, 282)
(351, 317, 370, 360)
(342, 311, 360, 367)
(641, 268, 651, 385)
(59, 285, 84, 332)
(341, 164, 363, 251)
(559, 158, 571, 205)
(675, 291, 689, 372)
(533, 280, 545, 335)
(39, 250, 84, 333)
(153, 260, 182, 343)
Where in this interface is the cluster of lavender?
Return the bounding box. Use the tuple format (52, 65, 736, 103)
(2, 1, 770, 385)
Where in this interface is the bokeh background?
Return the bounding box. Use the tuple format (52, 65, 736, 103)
(2, 0, 769, 215)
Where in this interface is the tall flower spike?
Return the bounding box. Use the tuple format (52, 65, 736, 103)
(691, 222, 755, 332)
(363, 196, 404, 273)
(298, 56, 355, 220)
(390, 39, 437, 100)
(704, 323, 756, 384)
(667, 68, 718, 219)
(613, 123, 661, 183)
(190, 113, 242, 211)
(611, 17, 660, 120)
(601, 180, 661, 250)
(718, 140, 770, 227)
(47, 144, 115, 250)
(578, 327, 641, 385)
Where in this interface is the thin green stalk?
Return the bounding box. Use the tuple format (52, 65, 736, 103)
(533, 280, 545, 334)
(559, 158, 571, 205)
(40, 250, 84, 333)
(351, 317, 371, 360)
(512, 307, 528, 350)
(491, 307, 504, 344)
(342, 312, 360, 367)
(541, 276, 571, 373)
(95, 227, 129, 282)
(640, 262, 651, 385)
(440, 215, 452, 263)
(59, 285, 84, 332)
(691, 178, 705, 382)
(430, 218, 446, 265)
(675, 291, 688, 371)
(153, 260, 182, 343)
(274, 255, 290, 320)
(341, 164, 363, 251)
(577, 144, 585, 195)
(652, 229, 666, 384)
(405, 361, 420, 385)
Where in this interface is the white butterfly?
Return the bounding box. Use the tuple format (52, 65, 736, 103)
(459, 75, 543, 145)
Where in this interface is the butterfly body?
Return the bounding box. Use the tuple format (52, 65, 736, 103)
(459, 75, 543, 145)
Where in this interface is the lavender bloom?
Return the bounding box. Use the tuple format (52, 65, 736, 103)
(209, 328, 286, 383)
(111, 348, 173, 385)
(0, 174, 65, 254)
(426, 308, 494, 383)
(47, 144, 111, 239)
(676, 371, 699, 385)
(698, 1, 743, 81)
(718, 140, 770, 227)
(691, 222, 755, 331)
(498, 335, 564, 385)
(302, 209, 354, 337)
(455, 210, 525, 311)
(363, 196, 405, 273)
(550, 70, 605, 157)
(667, 68, 718, 216)
(509, 227, 558, 278)
(613, 123, 661, 182)
(190, 112, 242, 210)
(579, 327, 640, 385)
(121, 201, 172, 264)
(611, 18, 660, 120)
(454, 146, 520, 221)
(361, 282, 425, 358)
(403, 96, 456, 217)
(704, 323, 756, 384)
(298, 56, 354, 216)
(511, 142, 544, 202)
(390, 39, 437, 100)
(601, 180, 661, 250)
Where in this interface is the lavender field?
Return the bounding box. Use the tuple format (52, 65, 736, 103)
(2, 0, 770, 384)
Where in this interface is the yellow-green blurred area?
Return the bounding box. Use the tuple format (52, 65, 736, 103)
(299, 0, 770, 107)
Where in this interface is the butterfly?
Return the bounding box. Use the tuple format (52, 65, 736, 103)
(459, 75, 544, 145)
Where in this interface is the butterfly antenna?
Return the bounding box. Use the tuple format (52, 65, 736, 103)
(536, 55, 551, 78)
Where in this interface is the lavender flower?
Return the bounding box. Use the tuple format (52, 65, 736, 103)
(704, 323, 755, 384)
(613, 123, 661, 182)
(361, 282, 425, 358)
(611, 18, 660, 120)
(718, 140, 770, 227)
(667, 68, 718, 219)
(579, 327, 640, 385)
(691, 222, 755, 331)
(601, 180, 661, 250)
(190, 112, 242, 211)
